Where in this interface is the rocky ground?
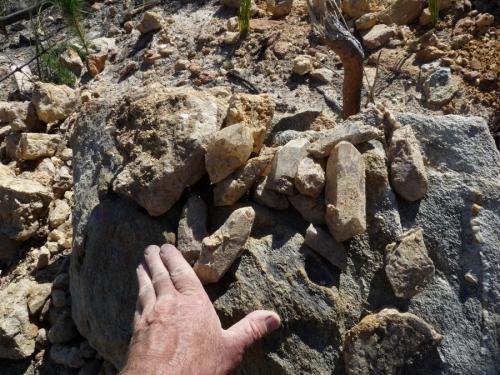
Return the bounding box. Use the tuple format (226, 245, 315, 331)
(0, 0, 499, 374)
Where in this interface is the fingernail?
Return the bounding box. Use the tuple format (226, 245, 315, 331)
(160, 244, 174, 254)
(265, 315, 280, 332)
(144, 245, 156, 255)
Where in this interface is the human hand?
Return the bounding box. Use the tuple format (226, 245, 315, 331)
(121, 244, 281, 375)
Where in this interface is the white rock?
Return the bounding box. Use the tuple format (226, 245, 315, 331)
(325, 141, 366, 242)
(268, 138, 309, 195)
(293, 55, 313, 75)
(205, 123, 254, 184)
(305, 224, 347, 269)
(294, 157, 325, 198)
(194, 207, 255, 284)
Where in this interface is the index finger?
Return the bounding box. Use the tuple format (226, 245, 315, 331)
(159, 244, 204, 295)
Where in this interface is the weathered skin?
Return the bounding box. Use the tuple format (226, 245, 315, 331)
(122, 245, 280, 375)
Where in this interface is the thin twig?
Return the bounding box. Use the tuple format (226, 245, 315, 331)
(0, 41, 58, 84)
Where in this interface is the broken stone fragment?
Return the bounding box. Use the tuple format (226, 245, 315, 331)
(362, 24, 397, 50)
(59, 47, 84, 77)
(253, 176, 290, 210)
(87, 52, 108, 77)
(292, 55, 313, 75)
(268, 138, 309, 195)
(27, 283, 52, 316)
(14, 133, 60, 161)
(377, 0, 423, 25)
(343, 308, 443, 375)
(307, 121, 382, 158)
(225, 93, 275, 152)
(289, 193, 325, 224)
(266, 0, 293, 17)
(385, 228, 435, 299)
(112, 85, 221, 216)
(388, 125, 428, 202)
(137, 11, 163, 34)
(361, 140, 402, 243)
(0, 101, 41, 132)
(48, 199, 71, 228)
(194, 207, 255, 284)
(325, 141, 366, 242)
(294, 156, 325, 198)
(0, 171, 53, 241)
(205, 123, 254, 184)
(32, 82, 76, 123)
(0, 280, 38, 359)
(304, 224, 347, 269)
(177, 195, 208, 264)
(214, 152, 275, 206)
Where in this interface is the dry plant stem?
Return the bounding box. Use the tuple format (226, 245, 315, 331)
(326, 39, 363, 118)
(0, 1, 49, 28)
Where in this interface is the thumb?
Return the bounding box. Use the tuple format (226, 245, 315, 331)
(224, 310, 281, 351)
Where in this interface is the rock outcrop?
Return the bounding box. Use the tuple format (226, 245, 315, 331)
(70, 93, 500, 374)
(111, 84, 222, 216)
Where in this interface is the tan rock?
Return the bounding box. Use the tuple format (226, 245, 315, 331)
(137, 11, 163, 33)
(177, 195, 208, 264)
(355, 13, 378, 30)
(377, 0, 423, 25)
(342, 0, 382, 18)
(325, 141, 366, 242)
(307, 121, 382, 158)
(194, 207, 255, 284)
(293, 55, 313, 75)
(289, 193, 326, 224)
(112, 85, 221, 216)
(266, 0, 293, 17)
(385, 228, 435, 298)
(27, 283, 52, 316)
(87, 52, 107, 77)
(32, 82, 77, 123)
(0, 101, 41, 132)
(310, 68, 334, 84)
(0, 280, 38, 359)
(0, 172, 53, 241)
(418, 8, 432, 26)
(225, 93, 275, 152)
(294, 157, 325, 198)
(214, 152, 274, 206)
(343, 308, 443, 375)
(14, 133, 60, 161)
(268, 138, 309, 195)
(253, 176, 290, 210)
(205, 123, 254, 184)
(223, 31, 240, 45)
(388, 126, 428, 201)
(362, 24, 396, 50)
(48, 199, 71, 228)
(304, 224, 347, 269)
(59, 47, 84, 77)
(475, 13, 494, 28)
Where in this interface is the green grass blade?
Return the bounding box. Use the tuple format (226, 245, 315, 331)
(239, 0, 251, 35)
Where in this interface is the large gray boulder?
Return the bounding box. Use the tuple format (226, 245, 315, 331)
(70, 94, 499, 374)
